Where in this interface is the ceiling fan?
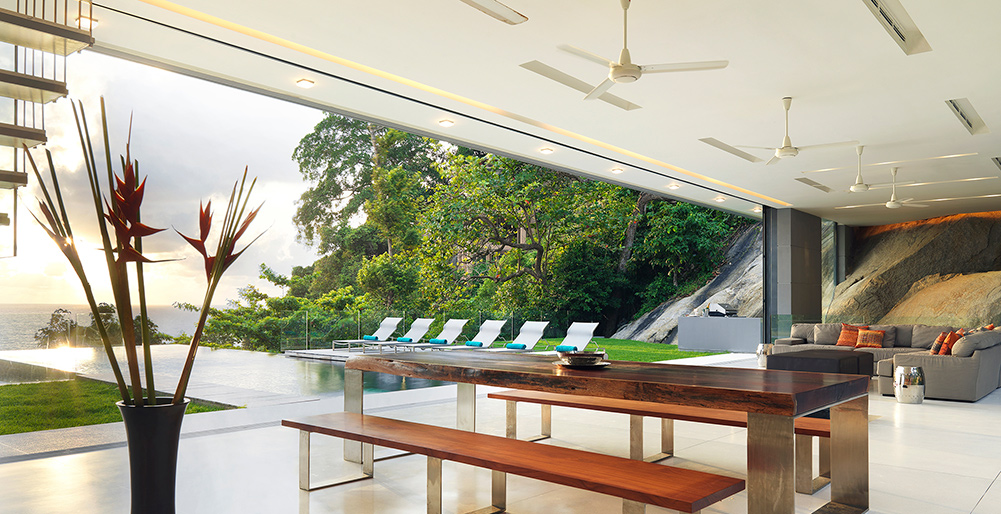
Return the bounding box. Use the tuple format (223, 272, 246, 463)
(884, 168, 927, 209)
(848, 145, 913, 192)
(557, 0, 728, 100)
(701, 97, 858, 165)
(458, 0, 527, 25)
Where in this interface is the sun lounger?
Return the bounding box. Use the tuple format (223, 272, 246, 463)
(534, 322, 600, 354)
(437, 319, 507, 350)
(358, 318, 435, 353)
(481, 321, 550, 352)
(332, 317, 402, 350)
(395, 319, 470, 351)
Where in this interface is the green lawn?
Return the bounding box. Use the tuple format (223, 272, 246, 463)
(0, 378, 229, 436)
(542, 337, 723, 362)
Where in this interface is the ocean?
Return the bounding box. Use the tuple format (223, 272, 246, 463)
(0, 304, 201, 351)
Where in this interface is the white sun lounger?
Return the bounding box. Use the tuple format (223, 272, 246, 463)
(534, 322, 600, 354)
(481, 321, 550, 352)
(437, 319, 508, 350)
(396, 319, 470, 351)
(333, 317, 402, 350)
(359, 318, 435, 353)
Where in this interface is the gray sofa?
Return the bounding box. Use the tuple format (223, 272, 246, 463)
(772, 323, 944, 364)
(773, 323, 1001, 401)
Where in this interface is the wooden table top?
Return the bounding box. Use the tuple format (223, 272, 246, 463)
(345, 351, 869, 416)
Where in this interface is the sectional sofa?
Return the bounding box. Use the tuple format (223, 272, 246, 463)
(773, 323, 1001, 402)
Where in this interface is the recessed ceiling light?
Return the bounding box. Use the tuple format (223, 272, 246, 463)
(76, 16, 98, 29)
(438, 119, 455, 128)
(714, 196, 727, 203)
(539, 148, 554, 155)
(296, 79, 315, 89)
(752, 206, 763, 213)
(666, 183, 680, 190)
(610, 167, 624, 174)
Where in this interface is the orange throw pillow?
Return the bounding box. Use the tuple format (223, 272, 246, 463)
(836, 323, 869, 347)
(939, 331, 962, 355)
(929, 332, 948, 354)
(855, 329, 885, 348)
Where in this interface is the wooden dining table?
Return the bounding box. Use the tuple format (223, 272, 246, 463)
(343, 351, 869, 514)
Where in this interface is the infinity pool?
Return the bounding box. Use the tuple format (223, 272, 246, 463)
(0, 345, 445, 396)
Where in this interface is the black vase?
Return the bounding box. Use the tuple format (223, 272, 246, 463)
(117, 398, 189, 514)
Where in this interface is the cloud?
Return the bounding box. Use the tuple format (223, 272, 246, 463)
(0, 51, 325, 306)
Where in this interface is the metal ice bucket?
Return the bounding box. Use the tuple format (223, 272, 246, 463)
(893, 365, 925, 404)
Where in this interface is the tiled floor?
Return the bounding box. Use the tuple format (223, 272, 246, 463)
(2, 356, 1001, 513)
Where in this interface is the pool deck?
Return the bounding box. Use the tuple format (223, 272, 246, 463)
(4, 352, 1001, 513)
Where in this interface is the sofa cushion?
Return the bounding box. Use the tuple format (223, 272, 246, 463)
(952, 329, 1001, 357)
(876, 358, 895, 376)
(893, 324, 915, 347)
(939, 331, 962, 355)
(869, 325, 897, 348)
(912, 325, 954, 349)
(790, 323, 814, 342)
(855, 329, 885, 348)
(836, 324, 868, 347)
(813, 323, 842, 345)
(929, 332, 947, 354)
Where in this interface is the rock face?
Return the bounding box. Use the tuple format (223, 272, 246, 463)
(827, 211, 1001, 325)
(612, 224, 762, 344)
(880, 272, 1001, 327)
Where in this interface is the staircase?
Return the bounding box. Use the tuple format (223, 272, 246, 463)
(0, 0, 93, 257)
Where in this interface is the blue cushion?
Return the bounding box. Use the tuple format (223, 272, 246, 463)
(362, 335, 378, 341)
(429, 338, 447, 344)
(465, 341, 483, 347)
(555, 345, 577, 352)
(396, 337, 412, 342)
(505, 343, 526, 350)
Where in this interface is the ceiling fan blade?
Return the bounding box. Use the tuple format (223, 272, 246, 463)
(765, 155, 781, 165)
(735, 145, 779, 151)
(457, 0, 528, 24)
(698, 138, 763, 163)
(796, 140, 861, 151)
(640, 60, 729, 73)
(835, 202, 887, 210)
(905, 203, 929, 208)
(584, 78, 615, 100)
(519, 61, 641, 111)
(867, 180, 915, 190)
(558, 44, 615, 67)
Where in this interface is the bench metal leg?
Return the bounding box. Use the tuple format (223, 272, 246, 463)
(629, 416, 674, 463)
(622, 499, 646, 514)
(428, 457, 442, 514)
(795, 435, 831, 494)
(299, 430, 373, 491)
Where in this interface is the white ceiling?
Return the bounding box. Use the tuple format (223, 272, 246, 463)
(87, 0, 1001, 226)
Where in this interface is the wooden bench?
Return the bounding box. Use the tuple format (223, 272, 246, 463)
(488, 389, 833, 495)
(283, 412, 745, 514)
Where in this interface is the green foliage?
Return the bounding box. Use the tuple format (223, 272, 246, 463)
(0, 378, 227, 436)
(357, 252, 420, 309)
(365, 166, 422, 255)
(33, 308, 77, 347)
(292, 113, 443, 252)
(587, 338, 723, 363)
(545, 240, 625, 328)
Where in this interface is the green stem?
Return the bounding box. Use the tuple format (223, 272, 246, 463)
(136, 212, 155, 405)
(172, 276, 220, 404)
(114, 259, 144, 407)
(78, 269, 131, 404)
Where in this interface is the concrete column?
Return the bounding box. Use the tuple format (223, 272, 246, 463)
(764, 208, 822, 342)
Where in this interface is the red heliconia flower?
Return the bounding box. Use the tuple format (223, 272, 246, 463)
(104, 143, 165, 264)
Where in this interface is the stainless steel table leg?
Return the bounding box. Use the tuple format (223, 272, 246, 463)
(457, 382, 476, 431)
(830, 395, 869, 511)
(541, 404, 551, 438)
(344, 368, 364, 463)
(299, 430, 374, 491)
(747, 413, 795, 514)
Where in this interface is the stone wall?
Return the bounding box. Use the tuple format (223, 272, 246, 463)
(826, 211, 1001, 327)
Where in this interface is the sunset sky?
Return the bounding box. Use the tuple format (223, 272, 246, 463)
(0, 51, 325, 306)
